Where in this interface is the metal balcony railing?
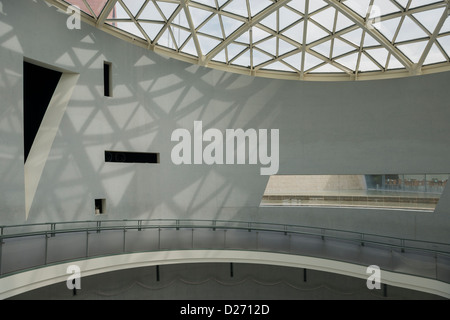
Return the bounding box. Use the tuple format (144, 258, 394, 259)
(1, 219, 449, 283)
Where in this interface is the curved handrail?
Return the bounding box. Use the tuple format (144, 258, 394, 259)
(0, 219, 449, 284)
(1, 218, 449, 253)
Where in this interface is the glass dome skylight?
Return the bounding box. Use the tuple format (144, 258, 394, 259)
(47, 0, 450, 80)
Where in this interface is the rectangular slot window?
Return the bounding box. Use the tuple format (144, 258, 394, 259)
(103, 61, 112, 97)
(105, 151, 160, 164)
(95, 199, 106, 215)
(261, 174, 449, 212)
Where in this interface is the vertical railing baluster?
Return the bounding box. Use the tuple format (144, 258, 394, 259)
(44, 232, 48, 265)
(123, 226, 126, 253)
(0, 234, 3, 276)
(85, 229, 89, 258)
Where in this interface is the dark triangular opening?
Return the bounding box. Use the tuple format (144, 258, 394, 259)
(23, 61, 62, 163)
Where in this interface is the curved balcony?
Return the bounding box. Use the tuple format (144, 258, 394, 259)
(1, 219, 449, 299)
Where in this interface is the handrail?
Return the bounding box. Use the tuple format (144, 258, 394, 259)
(1, 218, 449, 255)
(0, 219, 449, 286)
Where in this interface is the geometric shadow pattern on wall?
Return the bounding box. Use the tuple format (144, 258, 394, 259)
(23, 59, 79, 220)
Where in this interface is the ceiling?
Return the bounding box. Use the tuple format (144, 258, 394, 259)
(46, 0, 450, 81)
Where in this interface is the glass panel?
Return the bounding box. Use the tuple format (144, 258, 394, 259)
(123, 0, 146, 17)
(424, 43, 447, 65)
(395, 16, 428, 43)
(413, 7, 446, 34)
(311, 7, 336, 32)
(139, 1, 165, 21)
(261, 174, 449, 211)
(85, 0, 108, 17)
(248, 0, 272, 17)
(397, 40, 428, 63)
(343, 0, 370, 18)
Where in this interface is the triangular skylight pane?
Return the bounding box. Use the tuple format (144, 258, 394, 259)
(358, 53, 381, 71)
(235, 31, 250, 44)
(303, 52, 324, 71)
(114, 1, 132, 19)
(197, 34, 221, 54)
(140, 22, 164, 41)
(221, 15, 245, 37)
(279, 7, 302, 31)
(156, 2, 179, 20)
(335, 52, 359, 70)
(370, 0, 401, 18)
(409, 0, 441, 9)
(308, 0, 327, 14)
(212, 48, 227, 63)
(140, 1, 165, 21)
(279, 38, 297, 55)
(192, 0, 216, 9)
(224, 0, 249, 18)
(287, 0, 306, 14)
(395, 0, 409, 9)
(115, 22, 145, 39)
(311, 7, 336, 32)
(395, 16, 429, 43)
(232, 49, 251, 67)
(189, 7, 213, 28)
(282, 21, 304, 44)
(343, 0, 370, 18)
(340, 28, 363, 46)
(262, 60, 294, 72)
(260, 12, 277, 31)
(158, 28, 176, 49)
(310, 63, 345, 73)
(172, 10, 190, 28)
(256, 37, 277, 56)
(180, 38, 198, 56)
(437, 35, 450, 58)
(253, 49, 273, 66)
(373, 17, 401, 42)
(171, 26, 191, 48)
(306, 21, 329, 44)
(335, 12, 354, 31)
(249, 0, 272, 17)
(123, 0, 146, 18)
(227, 43, 247, 60)
(282, 52, 303, 70)
(252, 27, 272, 43)
(424, 43, 447, 65)
(362, 32, 381, 47)
(397, 40, 428, 63)
(440, 16, 450, 34)
(413, 7, 446, 34)
(217, 0, 228, 8)
(85, 0, 108, 17)
(332, 38, 356, 57)
(387, 54, 405, 69)
(312, 40, 331, 57)
(199, 14, 223, 38)
(365, 47, 389, 67)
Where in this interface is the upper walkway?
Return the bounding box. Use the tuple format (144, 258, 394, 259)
(1, 219, 449, 299)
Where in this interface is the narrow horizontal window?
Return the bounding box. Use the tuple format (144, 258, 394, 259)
(261, 174, 449, 212)
(105, 151, 160, 164)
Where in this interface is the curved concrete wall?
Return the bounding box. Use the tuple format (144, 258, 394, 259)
(2, 250, 449, 299)
(0, 0, 449, 245)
